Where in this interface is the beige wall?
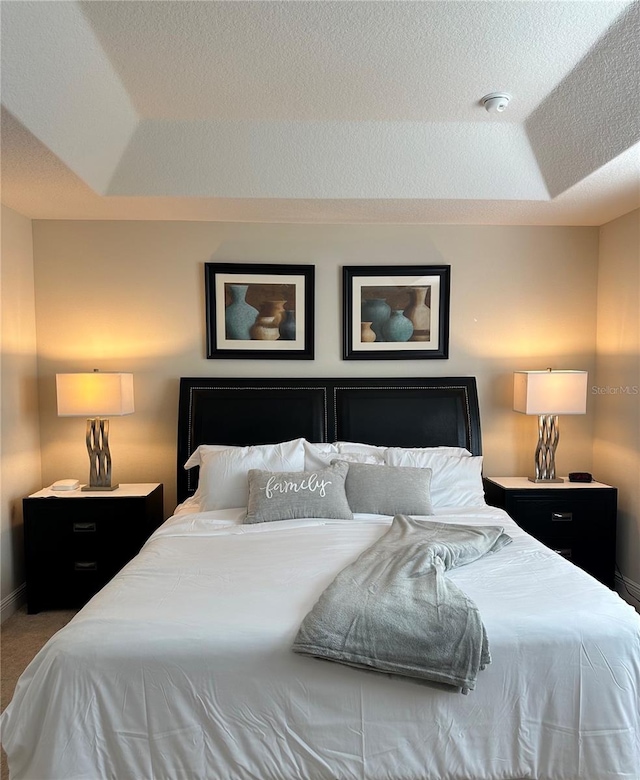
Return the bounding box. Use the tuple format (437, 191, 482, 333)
(32, 221, 599, 515)
(594, 209, 640, 592)
(1, 205, 42, 621)
(2, 215, 636, 612)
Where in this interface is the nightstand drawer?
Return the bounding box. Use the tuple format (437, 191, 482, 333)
(31, 498, 150, 527)
(40, 562, 105, 610)
(47, 544, 136, 581)
(30, 502, 150, 554)
(507, 497, 603, 537)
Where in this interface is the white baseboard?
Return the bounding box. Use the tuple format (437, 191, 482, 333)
(615, 572, 640, 611)
(1, 583, 26, 624)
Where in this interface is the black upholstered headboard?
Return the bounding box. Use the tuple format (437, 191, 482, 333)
(177, 377, 482, 503)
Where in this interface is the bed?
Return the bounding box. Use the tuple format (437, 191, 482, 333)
(2, 377, 639, 780)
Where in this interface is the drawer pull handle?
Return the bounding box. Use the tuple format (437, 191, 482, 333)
(73, 522, 96, 533)
(74, 561, 97, 571)
(551, 512, 573, 522)
(554, 548, 573, 559)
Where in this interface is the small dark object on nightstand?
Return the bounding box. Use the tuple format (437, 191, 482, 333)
(568, 472, 593, 483)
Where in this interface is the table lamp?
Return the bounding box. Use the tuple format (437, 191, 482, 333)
(513, 369, 587, 483)
(56, 371, 134, 491)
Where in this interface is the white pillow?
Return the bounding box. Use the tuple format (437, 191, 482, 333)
(384, 445, 472, 459)
(335, 442, 386, 463)
(304, 441, 383, 470)
(193, 439, 306, 511)
(184, 443, 237, 470)
(384, 449, 484, 508)
(303, 441, 340, 471)
(185, 438, 307, 470)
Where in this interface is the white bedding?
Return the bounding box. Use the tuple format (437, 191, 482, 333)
(3, 505, 640, 780)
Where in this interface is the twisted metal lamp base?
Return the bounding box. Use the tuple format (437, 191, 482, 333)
(529, 413, 563, 483)
(82, 417, 119, 491)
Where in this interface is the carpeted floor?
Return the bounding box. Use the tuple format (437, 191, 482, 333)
(1, 606, 77, 780)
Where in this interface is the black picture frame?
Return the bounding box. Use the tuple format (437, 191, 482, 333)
(205, 263, 315, 359)
(343, 265, 450, 360)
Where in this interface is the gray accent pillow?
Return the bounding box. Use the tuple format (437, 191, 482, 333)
(337, 461, 434, 516)
(245, 461, 353, 524)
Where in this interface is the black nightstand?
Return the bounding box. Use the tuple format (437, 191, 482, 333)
(23, 483, 164, 613)
(483, 477, 617, 588)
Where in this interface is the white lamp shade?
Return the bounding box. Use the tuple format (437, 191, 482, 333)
(513, 370, 587, 415)
(56, 373, 134, 417)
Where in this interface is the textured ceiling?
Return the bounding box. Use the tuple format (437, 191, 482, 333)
(1, 0, 639, 225)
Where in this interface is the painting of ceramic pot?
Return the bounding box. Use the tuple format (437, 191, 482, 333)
(250, 300, 286, 340)
(342, 265, 449, 360)
(270, 300, 287, 326)
(382, 310, 414, 342)
(206, 263, 315, 359)
(403, 286, 431, 342)
(360, 322, 376, 343)
(361, 298, 391, 341)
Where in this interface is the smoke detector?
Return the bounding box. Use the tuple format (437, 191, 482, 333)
(481, 92, 511, 113)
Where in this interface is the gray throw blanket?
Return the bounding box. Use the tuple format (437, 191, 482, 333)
(293, 515, 512, 693)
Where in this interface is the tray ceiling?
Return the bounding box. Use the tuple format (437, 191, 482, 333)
(1, 0, 639, 224)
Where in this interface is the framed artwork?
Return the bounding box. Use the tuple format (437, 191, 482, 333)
(342, 265, 450, 360)
(205, 263, 315, 359)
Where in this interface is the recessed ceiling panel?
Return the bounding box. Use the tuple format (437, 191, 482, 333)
(1, 0, 638, 223)
(79, 0, 630, 122)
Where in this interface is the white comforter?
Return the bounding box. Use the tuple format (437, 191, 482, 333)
(3, 506, 640, 780)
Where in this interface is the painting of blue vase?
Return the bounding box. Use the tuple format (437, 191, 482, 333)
(279, 309, 296, 340)
(225, 284, 259, 340)
(382, 310, 414, 342)
(342, 265, 450, 360)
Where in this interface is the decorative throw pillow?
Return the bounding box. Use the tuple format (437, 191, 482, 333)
(194, 439, 306, 511)
(384, 450, 485, 508)
(245, 461, 353, 523)
(337, 461, 434, 516)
